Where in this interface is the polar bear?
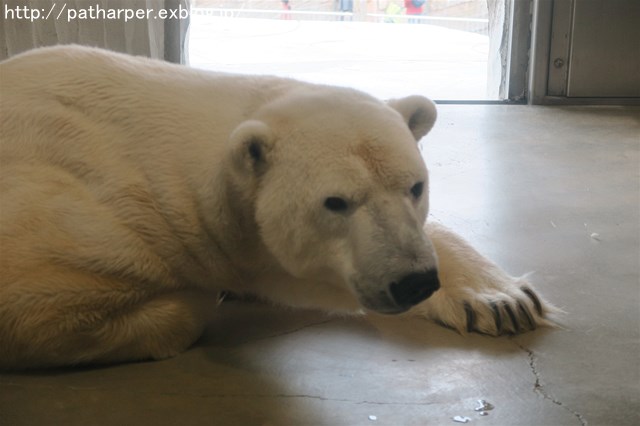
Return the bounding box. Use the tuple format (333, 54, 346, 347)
(0, 46, 554, 369)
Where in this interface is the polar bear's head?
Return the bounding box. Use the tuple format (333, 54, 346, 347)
(228, 88, 439, 314)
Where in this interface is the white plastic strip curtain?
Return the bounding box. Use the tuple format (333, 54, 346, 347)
(0, 0, 190, 63)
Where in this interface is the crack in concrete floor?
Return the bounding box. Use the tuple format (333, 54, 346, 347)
(1, 382, 436, 406)
(273, 394, 440, 406)
(245, 318, 338, 344)
(515, 341, 588, 426)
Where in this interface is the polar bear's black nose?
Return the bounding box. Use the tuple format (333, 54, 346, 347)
(390, 270, 440, 309)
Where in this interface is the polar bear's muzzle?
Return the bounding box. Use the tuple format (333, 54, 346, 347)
(347, 203, 440, 314)
(356, 268, 440, 315)
(389, 270, 440, 311)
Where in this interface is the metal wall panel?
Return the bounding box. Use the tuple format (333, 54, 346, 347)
(566, 0, 640, 98)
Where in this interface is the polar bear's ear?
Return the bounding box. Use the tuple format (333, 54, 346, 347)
(229, 120, 274, 175)
(387, 95, 437, 142)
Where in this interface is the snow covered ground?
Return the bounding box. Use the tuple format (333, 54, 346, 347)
(188, 14, 491, 100)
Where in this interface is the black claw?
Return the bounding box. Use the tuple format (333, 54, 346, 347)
(490, 302, 503, 334)
(464, 302, 476, 333)
(503, 302, 520, 334)
(517, 300, 536, 330)
(521, 286, 544, 316)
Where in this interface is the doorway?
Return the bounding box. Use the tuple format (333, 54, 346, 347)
(188, 0, 523, 102)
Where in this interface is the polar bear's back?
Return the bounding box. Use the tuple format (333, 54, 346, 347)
(0, 45, 292, 157)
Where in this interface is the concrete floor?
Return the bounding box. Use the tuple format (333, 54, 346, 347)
(1, 105, 638, 425)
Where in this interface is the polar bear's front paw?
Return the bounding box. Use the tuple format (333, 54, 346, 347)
(461, 284, 548, 335)
(412, 276, 556, 336)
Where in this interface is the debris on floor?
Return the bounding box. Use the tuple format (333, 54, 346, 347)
(474, 399, 494, 413)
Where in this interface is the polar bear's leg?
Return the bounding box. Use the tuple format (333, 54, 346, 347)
(93, 290, 214, 364)
(0, 278, 213, 369)
(406, 221, 558, 335)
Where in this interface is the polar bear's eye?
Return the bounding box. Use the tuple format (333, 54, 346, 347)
(324, 197, 349, 212)
(410, 182, 424, 199)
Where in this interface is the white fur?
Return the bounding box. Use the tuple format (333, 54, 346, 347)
(0, 46, 554, 369)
